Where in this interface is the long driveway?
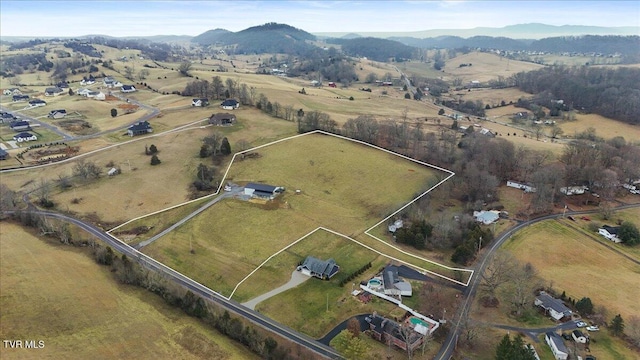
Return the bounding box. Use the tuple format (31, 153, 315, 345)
(7, 209, 341, 360)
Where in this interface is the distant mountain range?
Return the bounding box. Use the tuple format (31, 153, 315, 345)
(316, 23, 639, 40)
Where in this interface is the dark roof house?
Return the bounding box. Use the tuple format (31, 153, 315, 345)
(221, 99, 239, 110)
(12, 94, 30, 102)
(209, 112, 236, 126)
(368, 314, 425, 352)
(10, 120, 31, 131)
(44, 87, 64, 96)
(0, 148, 8, 160)
(127, 121, 153, 137)
(298, 256, 340, 280)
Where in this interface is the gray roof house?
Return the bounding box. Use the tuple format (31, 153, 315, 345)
(545, 332, 568, 360)
(382, 265, 413, 297)
(209, 113, 236, 126)
(535, 291, 572, 321)
(0, 148, 9, 160)
(44, 87, 65, 96)
(10, 120, 31, 132)
(298, 256, 339, 280)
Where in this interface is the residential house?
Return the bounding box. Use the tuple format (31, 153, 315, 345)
(381, 265, 412, 297)
(598, 225, 622, 243)
(297, 256, 340, 280)
(56, 81, 69, 89)
(572, 330, 587, 344)
(103, 76, 122, 88)
(121, 85, 136, 93)
(220, 99, 239, 110)
(208, 113, 236, 126)
(3, 88, 22, 95)
(12, 94, 30, 102)
(86, 91, 105, 100)
(127, 121, 153, 136)
(80, 76, 95, 85)
(388, 219, 404, 233)
(28, 99, 47, 107)
(507, 180, 537, 193)
(1, 112, 18, 123)
(243, 183, 284, 200)
(48, 109, 67, 119)
(535, 291, 573, 321)
(76, 88, 92, 96)
(473, 210, 500, 225)
(10, 120, 31, 131)
(479, 128, 496, 137)
(44, 87, 65, 96)
(192, 98, 209, 107)
(0, 148, 8, 160)
(368, 314, 426, 353)
(545, 332, 569, 360)
(13, 132, 37, 142)
(560, 186, 588, 196)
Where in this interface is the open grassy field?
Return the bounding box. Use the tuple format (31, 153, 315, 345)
(252, 230, 394, 337)
(450, 87, 533, 108)
(142, 133, 443, 300)
(502, 220, 640, 322)
(443, 52, 544, 83)
(0, 222, 257, 360)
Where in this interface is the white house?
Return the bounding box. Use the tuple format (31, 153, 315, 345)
(121, 85, 136, 93)
(103, 76, 122, 88)
(13, 132, 38, 142)
(535, 291, 573, 321)
(77, 88, 92, 96)
(598, 225, 622, 243)
(192, 98, 209, 107)
(388, 219, 404, 233)
(48, 109, 66, 119)
(507, 180, 537, 193)
(80, 76, 95, 85)
(3, 88, 21, 95)
(560, 186, 588, 195)
(572, 330, 587, 344)
(545, 332, 569, 360)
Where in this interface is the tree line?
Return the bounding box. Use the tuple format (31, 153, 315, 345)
(513, 65, 640, 124)
(4, 212, 320, 360)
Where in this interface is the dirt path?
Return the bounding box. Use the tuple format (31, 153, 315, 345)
(241, 270, 310, 310)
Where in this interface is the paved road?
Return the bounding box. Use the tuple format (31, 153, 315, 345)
(8, 209, 341, 360)
(434, 203, 640, 360)
(0, 104, 72, 140)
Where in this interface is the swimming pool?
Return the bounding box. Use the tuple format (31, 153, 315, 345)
(368, 278, 382, 287)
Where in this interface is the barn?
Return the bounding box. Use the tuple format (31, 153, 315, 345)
(243, 183, 284, 200)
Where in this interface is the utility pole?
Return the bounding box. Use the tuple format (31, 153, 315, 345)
(326, 293, 329, 312)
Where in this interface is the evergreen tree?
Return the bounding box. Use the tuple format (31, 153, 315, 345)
(150, 154, 161, 165)
(576, 297, 594, 315)
(495, 334, 514, 360)
(611, 314, 625, 336)
(220, 137, 231, 156)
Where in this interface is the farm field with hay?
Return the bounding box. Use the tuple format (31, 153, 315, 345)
(142, 132, 456, 301)
(0, 222, 257, 360)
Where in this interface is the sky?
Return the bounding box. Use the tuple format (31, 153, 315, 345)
(1, 0, 639, 37)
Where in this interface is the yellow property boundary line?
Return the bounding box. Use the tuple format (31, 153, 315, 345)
(109, 130, 474, 300)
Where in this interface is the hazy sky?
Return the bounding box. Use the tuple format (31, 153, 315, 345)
(1, 1, 638, 37)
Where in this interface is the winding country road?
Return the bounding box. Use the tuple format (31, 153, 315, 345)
(434, 202, 640, 360)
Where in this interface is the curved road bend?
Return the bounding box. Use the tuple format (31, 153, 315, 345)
(435, 203, 640, 360)
(13, 210, 342, 360)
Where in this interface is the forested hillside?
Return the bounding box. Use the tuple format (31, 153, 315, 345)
(329, 37, 416, 62)
(513, 66, 640, 124)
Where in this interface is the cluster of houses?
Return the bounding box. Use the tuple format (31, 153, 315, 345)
(192, 98, 240, 110)
(534, 291, 593, 360)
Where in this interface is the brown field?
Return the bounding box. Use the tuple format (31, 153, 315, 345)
(443, 52, 544, 82)
(0, 222, 256, 360)
(449, 87, 533, 108)
(143, 133, 444, 300)
(559, 113, 640, 142)
(502, 220, 640, 322)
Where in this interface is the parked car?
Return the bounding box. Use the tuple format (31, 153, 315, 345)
(586, 325, 600, 331)
(581, 216, 591, 221)
(576, 321, 587, 327)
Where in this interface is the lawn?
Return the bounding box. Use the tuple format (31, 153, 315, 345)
(143, 132, 443, 301)
(502, 220, 640, 322)
(0, 222, 257, 360)
(443, 52, 544, 83)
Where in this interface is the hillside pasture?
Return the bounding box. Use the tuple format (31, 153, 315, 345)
(443, 52, 544, 83)
(143, 133, 443, 301)
(502, 220, 640, 322)
(0, 222, 256, 360)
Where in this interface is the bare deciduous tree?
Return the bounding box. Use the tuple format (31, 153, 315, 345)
(480, 250, 517, 306)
